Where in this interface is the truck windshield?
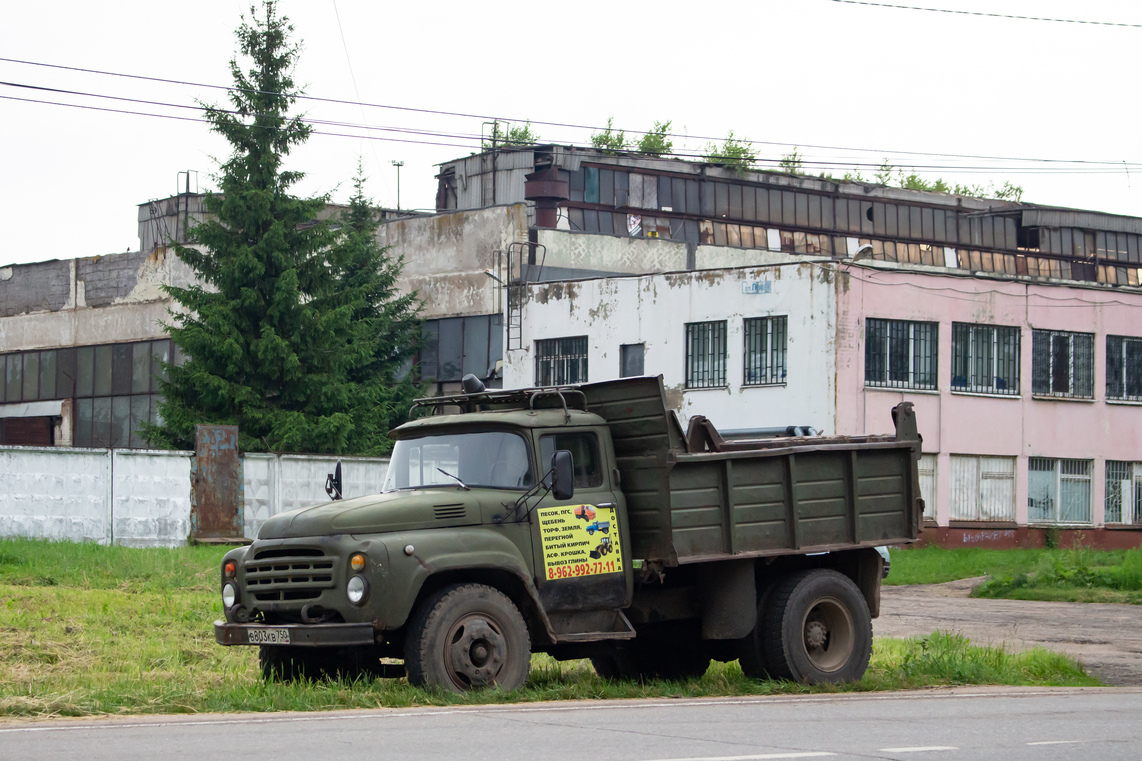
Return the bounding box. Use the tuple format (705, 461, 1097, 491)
(382, 431, 535, 492)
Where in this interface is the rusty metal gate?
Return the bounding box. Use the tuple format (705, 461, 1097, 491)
(191, 424, 243, 540)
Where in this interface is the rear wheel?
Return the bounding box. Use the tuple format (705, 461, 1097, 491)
(404, 583, 531, 693)
(759, 569, 871, 684)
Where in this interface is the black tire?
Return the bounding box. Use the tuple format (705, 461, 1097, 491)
(404, 583, 531, 693)
(760, 569, 872, 684)
(736, 581, 778, 679)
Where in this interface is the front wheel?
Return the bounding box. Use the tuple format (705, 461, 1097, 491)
(404, 583, 531, 693)
(758, 569, 872, 684)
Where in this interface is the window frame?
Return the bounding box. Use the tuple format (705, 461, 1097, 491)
(743, 315, 788, 387)
(1106, 335, 1142, 401)
(948, 454, 1016, 522)
(951, 322, 1021, 396)
(1028, 457, 1093, 525)
(534, 335, 589, 386)
(1031, 329, 1094, 399)
(1105, 460, 1142, 525)
(864, 318, 939, 391)
(685, 320, 728, 389)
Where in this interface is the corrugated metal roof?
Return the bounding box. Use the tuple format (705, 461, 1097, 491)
(1022, 209, 1142, 235)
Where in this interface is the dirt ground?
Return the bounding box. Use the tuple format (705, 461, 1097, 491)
(876, 578, 1142, 685)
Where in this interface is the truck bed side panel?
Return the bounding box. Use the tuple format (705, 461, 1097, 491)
(667, 444, 916, 562)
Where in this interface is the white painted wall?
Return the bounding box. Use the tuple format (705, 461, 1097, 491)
(244, 454, 389, 540)
(0, 446, 111, 544)
(503, 260, 838, 434)
(0, 447, 389, 547)
(112, 449, 193, 547)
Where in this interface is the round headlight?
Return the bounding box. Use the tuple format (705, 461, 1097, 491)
(222, 583, 237, 608)
(346, 575, 368, 605)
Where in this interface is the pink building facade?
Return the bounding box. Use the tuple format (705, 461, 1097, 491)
(836, 264, 1142, 547)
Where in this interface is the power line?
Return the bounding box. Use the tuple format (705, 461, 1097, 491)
(4, 86, 1138, 181)
(330, 0, 392, 200)
(830, 0, 1142, 28)
(2, 55, 1138, 171)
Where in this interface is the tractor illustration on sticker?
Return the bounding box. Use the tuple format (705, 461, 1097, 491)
(589, 537, 613, 559)
(574, 505, 596, 522)
(585, 520, 610, 536)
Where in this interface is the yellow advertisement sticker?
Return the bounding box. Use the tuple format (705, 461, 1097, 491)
(537, 504, 623, 580)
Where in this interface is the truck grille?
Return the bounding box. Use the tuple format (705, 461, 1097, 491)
(244, 548, 336, 602)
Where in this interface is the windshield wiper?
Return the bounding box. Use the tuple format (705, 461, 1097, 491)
(436, 468, 470, 490)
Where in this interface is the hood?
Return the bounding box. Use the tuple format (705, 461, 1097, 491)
(257, 488, 485, 539)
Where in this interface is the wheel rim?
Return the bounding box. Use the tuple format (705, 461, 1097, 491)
(445, 614, 507, 689)
(800, 595, 855, 672)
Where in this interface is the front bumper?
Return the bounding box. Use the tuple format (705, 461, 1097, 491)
(214, 621, 375, 648)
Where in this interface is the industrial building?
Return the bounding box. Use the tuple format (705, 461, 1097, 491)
(2, 143, 1141, 544)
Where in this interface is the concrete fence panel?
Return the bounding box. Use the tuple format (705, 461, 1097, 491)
(244, 454, 389, 540)
(0, 446, 112, 544)
(112, 449, 193, 548)
(1, 446, 388, 547)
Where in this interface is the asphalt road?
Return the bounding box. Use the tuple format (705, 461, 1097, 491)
(877, 578, 1142, 685)
(2, 688, 1140, 761)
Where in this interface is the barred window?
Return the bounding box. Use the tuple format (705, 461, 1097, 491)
(1031, 329, 1093, 398)
(535, 336, 588, 386)
(951, 323, 1020, 395)
(865, 318, 938, 390)
(1028, 457, 1092, 524)
(743, 316, 787, 386)
(1107, 335, 1142, 401)
(685, 321, 727, 389)
(1105, 461, 1142, 525)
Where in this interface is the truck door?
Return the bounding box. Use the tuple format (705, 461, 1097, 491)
(530, 430, 632, 615)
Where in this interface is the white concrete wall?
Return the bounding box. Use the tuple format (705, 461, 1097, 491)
(0, 447, 388, 547)
(0, 446, 112, 544)
(112, 450, 193, 547)
(244, 454, 389, 540)
(503, 260, 838, 433)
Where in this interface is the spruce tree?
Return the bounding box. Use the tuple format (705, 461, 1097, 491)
(148, 2, 420, 454)
(320, 164, 424, 454)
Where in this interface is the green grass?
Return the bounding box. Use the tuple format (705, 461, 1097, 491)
(0, 538, 226, 593)
(0, 539, 1102, 718)
(886, 546, 1058, 586)
(888, 545, 1142, 604)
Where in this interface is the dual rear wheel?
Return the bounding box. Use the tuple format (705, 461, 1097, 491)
(738, 568, 872, 684)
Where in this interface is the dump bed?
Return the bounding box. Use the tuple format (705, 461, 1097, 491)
(580, 376, 923, 566)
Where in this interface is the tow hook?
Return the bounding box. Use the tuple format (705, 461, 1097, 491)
(301, 604, 335, 624)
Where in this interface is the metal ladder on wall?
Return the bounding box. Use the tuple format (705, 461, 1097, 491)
(496, 240, 545, 351)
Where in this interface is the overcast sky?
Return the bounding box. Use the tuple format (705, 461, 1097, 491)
(2, 0, 1141, 268)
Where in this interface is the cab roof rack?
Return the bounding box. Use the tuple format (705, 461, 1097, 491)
(409, 374, 587, 419)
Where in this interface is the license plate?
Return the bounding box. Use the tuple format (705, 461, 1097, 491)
(247, 627, 290, 645)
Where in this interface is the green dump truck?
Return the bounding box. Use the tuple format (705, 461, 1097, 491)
(214, 375, 923, 691)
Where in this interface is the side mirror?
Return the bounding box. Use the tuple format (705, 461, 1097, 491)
(551, 450, 574, 501)
(325, 460, 343, 501)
